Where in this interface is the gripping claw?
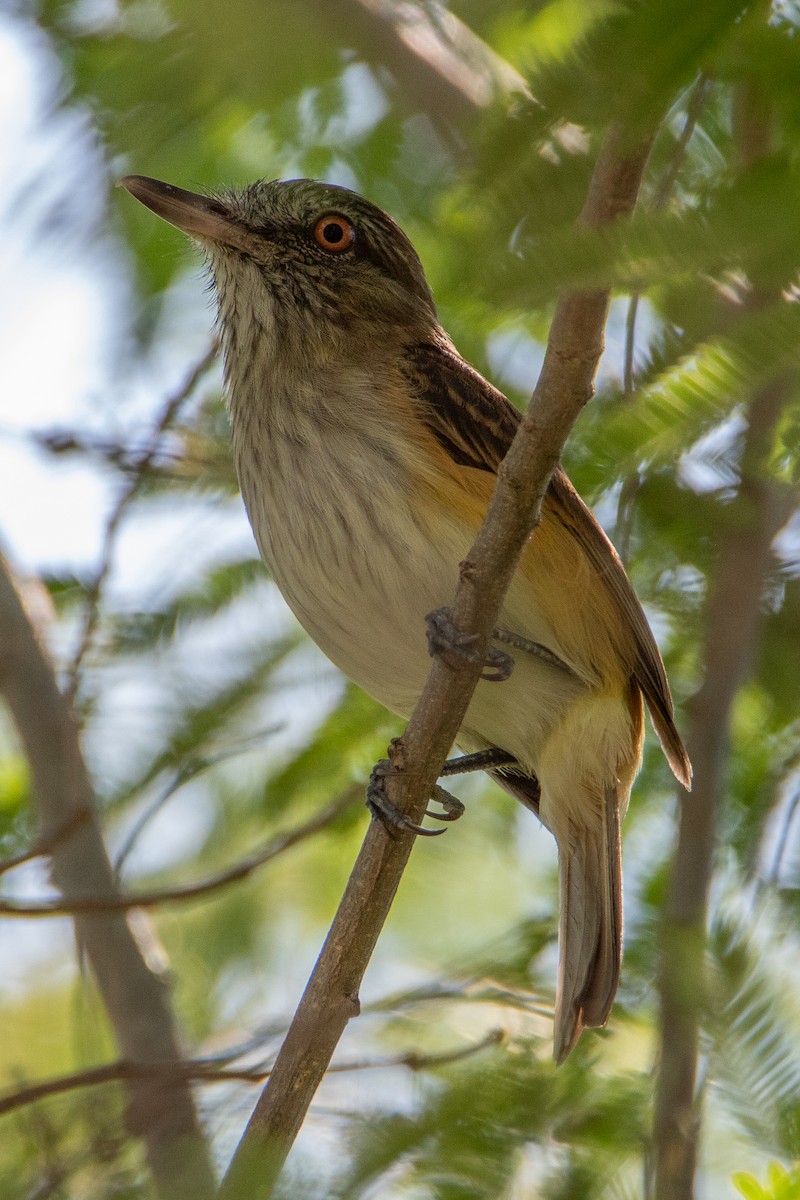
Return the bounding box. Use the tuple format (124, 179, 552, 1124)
(367, 760, 446, 838)
(425, 786, 465, 822)
(425, 608, 514, 682)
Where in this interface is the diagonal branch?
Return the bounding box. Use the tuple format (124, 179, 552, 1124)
(220, 121, 656, 1200)
(0, 554, 216, 1200)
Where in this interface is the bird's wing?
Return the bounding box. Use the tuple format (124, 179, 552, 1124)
(404, 340, 520, 471)
(404, 337, 692, 789)
(545, 470, 691, 788)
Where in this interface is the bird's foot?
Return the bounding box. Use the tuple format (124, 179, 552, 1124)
(367, 760, 466, 837)
(492, 627, 576, 677)
(425, 608, 514, 682)
(440, 748, 518, 776)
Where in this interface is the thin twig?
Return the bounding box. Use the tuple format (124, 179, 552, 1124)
(219, 121, 657, 1200)
(14, 426, 218, 480)
(617, 75, 711, 561)
(113, 763, 205, 877)
(0, 806, 91, 878)
(653, 76, 712, 211)
(64, 342, 218, 706)
(763, 774, 800, 888)
(368, 979, 554, 1021)
(0, 787, 358, 916)
(623, 292, 641, 400)
(622, 75, 710, 394)
(113, 726, 283, 876)
(0, 730, 284, 885)
(0, 1030, 504, 1119)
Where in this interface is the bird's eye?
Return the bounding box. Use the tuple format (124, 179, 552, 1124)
(313, 214, 356, 253)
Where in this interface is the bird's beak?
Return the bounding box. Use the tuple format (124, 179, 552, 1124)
(118, 175, 249, 251)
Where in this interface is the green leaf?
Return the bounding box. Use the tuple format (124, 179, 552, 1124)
(733, 1164, 800, 1200)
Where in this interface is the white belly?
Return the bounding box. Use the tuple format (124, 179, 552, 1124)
(236, 434, 584, 776)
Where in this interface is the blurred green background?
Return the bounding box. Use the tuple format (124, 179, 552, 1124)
(0, 1, 798, 1197)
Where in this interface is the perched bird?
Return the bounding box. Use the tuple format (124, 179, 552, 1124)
(120, 175, 691, 1061)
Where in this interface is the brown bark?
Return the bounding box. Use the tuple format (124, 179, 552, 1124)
(652, 379, 788, 1200)
(0, 557, 216, 1200)
(652, 71, 789, 1200)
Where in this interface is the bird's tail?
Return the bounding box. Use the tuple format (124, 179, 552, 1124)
(553, 782, 622, 1064)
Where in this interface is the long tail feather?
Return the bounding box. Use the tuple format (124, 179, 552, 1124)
(553, 784, 622, 1063)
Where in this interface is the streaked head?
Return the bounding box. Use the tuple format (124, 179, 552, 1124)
(119, 176, 437, 352)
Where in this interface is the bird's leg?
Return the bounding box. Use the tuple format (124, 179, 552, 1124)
(426, 610, 576, 682)
(492, 627, 577, 678)
(440, 747, 518, 776)
(427, 748, 519, 824)
(425, 608, 514, 682)
(367, 747, 520, 837)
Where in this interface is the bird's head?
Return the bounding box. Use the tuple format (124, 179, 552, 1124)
(119, 176, 438, 359)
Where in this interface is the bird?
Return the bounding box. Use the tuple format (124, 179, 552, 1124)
(120, 174, 692, 1062)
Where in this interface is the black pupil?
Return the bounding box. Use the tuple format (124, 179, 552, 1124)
(323, 222, 345, 244)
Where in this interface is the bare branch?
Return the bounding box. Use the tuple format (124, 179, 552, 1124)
(65, 342, 218, 704)
(652, 383, 788, 1200)
(220, 121, 656, 1200)
(0, 787, 358, 915)
(0, 554, 216, 1200)
(652, 79, 792, 1200)
(0, 1030, 504, 1119)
